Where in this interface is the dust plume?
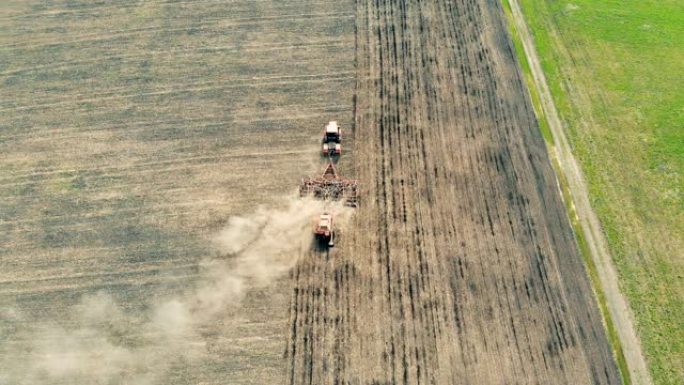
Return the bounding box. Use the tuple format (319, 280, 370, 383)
(0, 196, 342, 384)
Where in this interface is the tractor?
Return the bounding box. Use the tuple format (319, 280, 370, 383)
(322, 121, 341, 156)
(314, 212, 335, 247)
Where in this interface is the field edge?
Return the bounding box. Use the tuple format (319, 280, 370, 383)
(498, 1, 652, 384)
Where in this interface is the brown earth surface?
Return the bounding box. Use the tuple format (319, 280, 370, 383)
(1, 0, 620, 384)
(286, 1, 621, 384)
(0, 0, 354, 384)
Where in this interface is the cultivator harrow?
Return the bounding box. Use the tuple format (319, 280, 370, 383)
(299, 162, 358, 207)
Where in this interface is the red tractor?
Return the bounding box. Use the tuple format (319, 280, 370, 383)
(314, 212, 335, 247)
(322, 121, 341, 156)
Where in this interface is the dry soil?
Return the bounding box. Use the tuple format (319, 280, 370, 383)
(1, 1, 620, 384)
(286, 1, 621, 384)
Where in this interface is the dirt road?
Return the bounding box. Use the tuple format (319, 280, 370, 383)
(287, 1, 621, 383)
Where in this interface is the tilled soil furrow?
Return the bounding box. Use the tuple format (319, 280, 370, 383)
(287, 0, 620, 384)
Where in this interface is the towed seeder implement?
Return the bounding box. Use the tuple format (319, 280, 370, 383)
(299, 162, 358, 207)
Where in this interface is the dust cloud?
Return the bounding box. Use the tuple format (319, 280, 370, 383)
(0, 196, 345, 384)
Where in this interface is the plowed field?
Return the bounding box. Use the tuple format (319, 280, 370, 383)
(1, 0, 620, 384)
(286, 1, 621, 384)
(0, 1, 354, 384)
